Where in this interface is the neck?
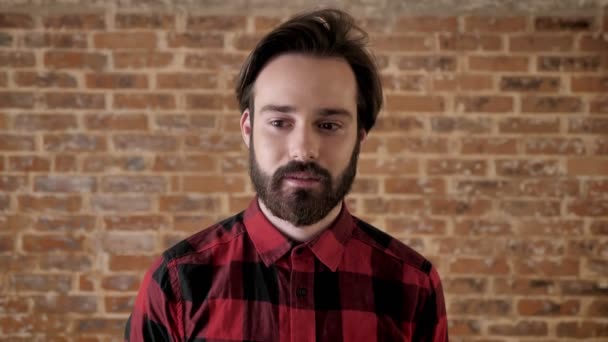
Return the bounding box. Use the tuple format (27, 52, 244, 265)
(258, 198, 343, 243)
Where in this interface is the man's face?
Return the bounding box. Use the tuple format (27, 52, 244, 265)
(240, 53, 364, 226)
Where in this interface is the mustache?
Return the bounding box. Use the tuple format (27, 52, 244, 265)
(272, 161, 331, 184)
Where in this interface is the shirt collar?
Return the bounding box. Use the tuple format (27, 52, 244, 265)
(243, 197, 354, 272)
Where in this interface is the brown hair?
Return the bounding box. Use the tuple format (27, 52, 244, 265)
(234, 8, 383, 133)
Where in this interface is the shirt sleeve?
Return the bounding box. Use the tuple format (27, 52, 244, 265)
(124, 256, 183, 342)
(412, 266, 449, 342)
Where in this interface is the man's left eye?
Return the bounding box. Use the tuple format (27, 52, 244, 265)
(319, 122, 340, 131)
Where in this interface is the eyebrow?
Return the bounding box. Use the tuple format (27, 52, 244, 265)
(259, 104, 353, 118)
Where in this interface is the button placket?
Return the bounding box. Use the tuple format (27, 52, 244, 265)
(290, 248, 315, 342)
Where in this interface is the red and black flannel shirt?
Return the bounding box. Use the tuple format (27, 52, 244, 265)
(125, 198, 448, 342)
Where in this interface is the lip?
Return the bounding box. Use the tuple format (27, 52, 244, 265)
(283, 172, 321, 187)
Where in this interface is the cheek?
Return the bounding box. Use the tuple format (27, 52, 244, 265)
(253, 131, 286, 172)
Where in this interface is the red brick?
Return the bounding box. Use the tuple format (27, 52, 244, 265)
(184, 52, 246, 69)
(587, 300, 608, 317)
(185, 134, 240, 152)
(350, 177, 379, 194)
(561, 279, 608, 295)
(43, 14, 105, 29)
(557, 321, 608, 338)
(82, 155, 146, 172)
(44, 51, 107, 70)
(522, 96, 582, 113)
(185, 93, 225, 110)
(372, 34, 433, 51)
(494, 278, 556, 295)
(74, 318, 126, 334)
(91, 195, 153, 212)
(510, 35, 573, 52)
(500, 76, 560, 92)
(174, 215, 216, 232)
(430, 116, 491, 134)
(14, 71, 78, 88)
(0, 51, 35, 67)
(488, 321, 548, 336)
(113, 51, 173, 68)
(0, 32, 12, 46)
(571, 76, 608, 92)
(431, 199, 492, 216)
(358, 157, 418, 175)
(426, 159, 486, 176)
(373, 115, 425, 132)
(579, 34, 608, 51)
(34, 215, 95, 232)
(103, 216, 165, 234)
(219, 155, 247, 173)
(187, 15, 246, 31)
(85, 73, 148, 89)
(450, 257, 510, 275)
(442, 277, 487, 294)
(456, 96, 513, 113)
(0, 175, 27, 192)
(18, 195, 81, 213)
(11, 274, 72, 292)
(468, 56, 529, 72)
(158, 195, 220, 212)
(385, 95, 445, 112)
(0, 134, 35, 151)
(436, 237, 497, 255)
(451, 299, 512, 316)
(113, 93, 175, 109)
(590, 97, 608, 114)
(113, 134, 177, 152)
(232, 33, 266, 50)
(105, 296, 135, 313)
(253, 16, 282, 32)
(0, 296, 29, 313)
(94, 32, 157, 49)
(101, 175, 167, 193)
(525, 137, 586, 155)
(33, 295, 97, 314)
(538, 55, 601, 72)
(363, 197, 425, 216)
(386, 137, 448, 154)
(394, 16, 457, 32)
(182, 176, 245, 193)
(115, 13, 175, 29)
(431, 74, 493, 91)
(167, 32, 224, 48)
(34, 176, 96, 193)
(109, 255, 156, 271)
(84, 113, 148, 131)
(56, 155, 84, 173)
(23, 234, 84, 252)
(44, 134, 107, 152)
(8, 156, 50, 171)
(496, 159, 561, 177)
(535, 17, 594, 31)
(384, 177, 445, 195)
(153, 155, 217, 172)
(13, 114, 77, 131)
(396, 56, 456, 71)
(45, 92, 105, 109)
(454, 220, 513, 236)
(449, 319, 481, 336)
(0, 13, 34, 28)
(461, 137, 518, 155)
(385, 218, 446, 237)
(101, 232, 156, 254)
(157, 72, 218, 89)
(439, 34, 502, 51)
(499, 117, 560, 134)
(24, 32, 88, 48)
(500, 200, 561, 217)
(465, 16, 527, 32)
(569, 199, 608, 217)
(515, 257, 580, 276)
(567, 158, 608, 176)
(0, 92, 34, 108)
(587, 180, 608, 196)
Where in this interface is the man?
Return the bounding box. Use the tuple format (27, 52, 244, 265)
(125, 8, 448, 342)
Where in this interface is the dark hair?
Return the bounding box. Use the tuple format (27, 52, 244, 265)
(234, 8, 383, 133)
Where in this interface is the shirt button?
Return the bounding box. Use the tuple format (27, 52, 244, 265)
(296, 288, 307, 297)
(295, 248, 303, 255)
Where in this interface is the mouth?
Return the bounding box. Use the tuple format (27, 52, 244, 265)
(283, 172, 322, 187)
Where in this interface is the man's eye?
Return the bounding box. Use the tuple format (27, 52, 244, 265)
(270, 120, 286, 128)
(319, 122, 340, 131)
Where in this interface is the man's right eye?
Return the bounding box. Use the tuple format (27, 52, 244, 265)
(270, 120, 286, 128)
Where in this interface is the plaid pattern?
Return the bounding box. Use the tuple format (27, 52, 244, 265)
(125, 198, 448, 341)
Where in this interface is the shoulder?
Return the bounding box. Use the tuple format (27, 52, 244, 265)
(162, 211, 246, 263)
(351, 216, 433, 275)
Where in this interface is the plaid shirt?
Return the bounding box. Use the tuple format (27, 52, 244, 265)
(125, 198, 448, 342)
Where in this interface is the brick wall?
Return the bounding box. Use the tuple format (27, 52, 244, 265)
(0, 1, 607, 341)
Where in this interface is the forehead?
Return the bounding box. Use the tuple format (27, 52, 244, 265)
(252, 53, 357, 112)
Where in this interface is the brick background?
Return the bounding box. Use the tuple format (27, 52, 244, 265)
(0, 0, 607, 341)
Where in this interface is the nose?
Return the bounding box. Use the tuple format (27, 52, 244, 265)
(289, 124, 320, 162)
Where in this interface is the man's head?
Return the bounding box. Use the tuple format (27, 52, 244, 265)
(235, 9, 383, 226)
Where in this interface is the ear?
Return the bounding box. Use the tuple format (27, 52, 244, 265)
(358, 129, 367, 144)
(240, 109, 252, 149)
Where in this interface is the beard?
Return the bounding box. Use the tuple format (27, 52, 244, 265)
(249, 137, 360, 227)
